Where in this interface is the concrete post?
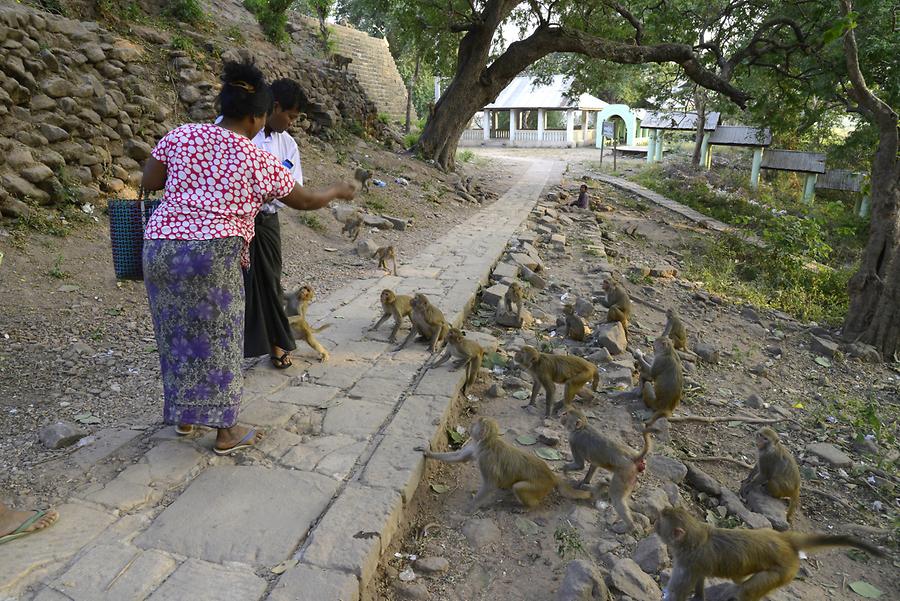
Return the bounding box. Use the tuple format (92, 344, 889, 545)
(699, 132, 711, 170)
(482, 110, 490, 141)
(509, 109, 518, 145)
(655, 132, 664, 161)
(859, 195, 871, 218)
(433, 77, 441, 101)
(750, 148, 763, 189)
(646, 130, 656, 163)
(802, 173, 817, 203)
(565, 110, 575, 147)
(537, 108, 545, 143)
(581, 111, 589, 147)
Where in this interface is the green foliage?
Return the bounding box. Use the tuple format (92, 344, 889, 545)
(164, 0, 206, 24)
(224, 25, 246, 45)
(554, 524, 584, 559)
(402, 131, 420, 148)
(377, 112, 391, 125)
(243, 0, 295, 46)
(366, 197, 386, 212)
(36, 0, 66, 15)
(96, 0, 141, 21)
(48, 255, 68, 280)
(457, 150, 475, 163)
(170, 34, 198, 53)
(297, 213, 325, 232)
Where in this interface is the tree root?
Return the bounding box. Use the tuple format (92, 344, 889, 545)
(684, 455, 754, 470)
(668, 414, 782, 425)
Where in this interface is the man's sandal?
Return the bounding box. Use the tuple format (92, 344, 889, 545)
(270, 353, 292, 369)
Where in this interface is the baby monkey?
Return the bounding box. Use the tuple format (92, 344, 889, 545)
(418, 416, 590, 512)
(432, 327, 484, 394)
(662, 308, 687, 351)
(514, 346, 599, 417)
(741, 427, 801, 523)
(658, 506, 882, 601)
(503, 281, 525, 318)
(285, 285, 330, 361)
(563, 303, 586, 341)
(561, 408, 652, 532)
(371, 289, 412, 343)
(373, 245, 398, 275)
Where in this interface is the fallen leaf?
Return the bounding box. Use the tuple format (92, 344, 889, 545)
(74, 413, 102, 425)
(727, 421, 743, 427)
(814, 356, 832, 368)
(515, 517, 540, 535)
(849, 581, 883, 598)
(512, 390, 530, 401)
(324, 247, 338, 252)
(534, 447, 562, 461)
(430, 483, 449, 494)
(516, 434, 538, 446)
(270, 559, 298, 575)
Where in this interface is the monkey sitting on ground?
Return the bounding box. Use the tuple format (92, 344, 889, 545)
(397, 293, 449, 353)
(370, 289, 412, 343)
(563, 303, 587, 341)
(633, 336, 683, 429)
(432, 327, 484, 394)
(418, 417, 591, 511)
(514, 346, 599, 417)
(354, 168, 372, 193)
(503, 281, 525, 318)
(740, 427, 801, 523)
(561, 408, 652, 532)
(662, 308, 687, 351)
(657, 505, 882, 601)
(284, 286, 330, 361)
(600, 278, 632, 333)
(373, 245, 398, 276)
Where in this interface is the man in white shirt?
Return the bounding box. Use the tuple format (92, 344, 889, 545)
(218, 79, 308, 368)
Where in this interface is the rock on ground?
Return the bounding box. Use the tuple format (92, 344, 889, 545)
(38, 421, 87, 449)
(462, 518, 501, 549)
(609, 558, 661, 601)
(694, 342, 720, 364)
(805, 442, 852, 467)
(632, 533, 669, 574)
(356, 238, 378, 257)
(646, 455, 688, 484)
(415, 556, 450, 574)
(743, 485, 790, 531)
(556, 559, 608, 601)
(594, 321, 627, 355)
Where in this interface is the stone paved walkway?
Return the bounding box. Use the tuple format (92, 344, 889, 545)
(1, 157, 562, 601)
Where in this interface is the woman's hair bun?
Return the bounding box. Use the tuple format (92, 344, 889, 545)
(217, 58, 273, 119)
(221, 60, 266, 88)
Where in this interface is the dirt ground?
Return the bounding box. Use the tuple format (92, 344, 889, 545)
(376, 147, 898, 601)
(0, 136, 509, 505)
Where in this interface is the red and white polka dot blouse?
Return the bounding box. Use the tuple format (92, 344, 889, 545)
(144, 123, 295, 267)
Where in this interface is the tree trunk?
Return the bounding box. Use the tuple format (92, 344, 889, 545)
(691, 90, 706, 167)
(405, 54, 421, 134)
(839, 0, 900, 359)
(417, 74, 494, 169)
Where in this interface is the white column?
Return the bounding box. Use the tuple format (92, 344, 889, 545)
(565, 110, 575, 147)
(581, 111, 589, 147)
(433, 77, 441, 101)
(509, 109, 518, 145)
(482, 110, 490, 140)
(537, 108, 545, 142)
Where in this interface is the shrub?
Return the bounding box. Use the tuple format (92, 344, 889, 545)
(243, 0, 293, 46)
(403, 131, 420, 149)
(457, 149, 475, 163)
(165, 0, 205, 24)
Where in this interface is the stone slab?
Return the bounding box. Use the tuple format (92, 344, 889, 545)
(268, 384, 341, 408)
(301, 483, 403, 585)
(267, 564, 359, 601)
(80, 477, 159, 512)
(0, 502, 117, 597)
(70, 428, 142, 469)
(49, 543, 176, 601)
(322, 399, 394, 441)
(280, 434, 367, 480)
(135, 466, 339, 565)
(346, 375, 411, 405)
(239, 397, 300, 427)
(147, 558, 267, 601)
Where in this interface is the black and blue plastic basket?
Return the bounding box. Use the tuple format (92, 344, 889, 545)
(108, 195, 161, 280)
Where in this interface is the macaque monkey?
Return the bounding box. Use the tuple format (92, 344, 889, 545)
(633, 337, 683, 429)
(657, 506, 882, 601)
(284, 286, 330, 361)
(341, 212, 364, 241)
(371, 289, 412, 343)
(374, 245, 398, 275)
(600, 278, 632, 332)
(741, 427, 801, 522)
(503, 281, 525, 318)
(563, 303, 586, 342)
(354, 167, 372, 193)
(418, 417, 591, 511)
(561, 409, 652, 532)
(514, 346, 599, 417)
(432, 327, 484, 394)
(397, 293, 449, 353)
(662, 308, 687, 351)
(330, 53, 352, 71)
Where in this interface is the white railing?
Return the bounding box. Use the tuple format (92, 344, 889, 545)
(492, 130, 509, 139)
(544, 130, 566, 142)
(516, 130, 539, 142)
(460, 129, 482, 142)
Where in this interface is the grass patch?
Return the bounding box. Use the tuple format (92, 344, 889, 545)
(554, 524, 585, 559)
(457, 149, 475, 163)
(164, 0, 206, 24)
(48, 255, 68, 279)
(403, 131, 420, 149)
(366, 198, 386, 212)
(298, 213, 325, 232)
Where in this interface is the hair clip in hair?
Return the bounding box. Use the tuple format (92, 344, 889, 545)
(229, 80, 256, 93)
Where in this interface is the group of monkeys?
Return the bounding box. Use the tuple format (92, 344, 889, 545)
(332, 167, 400, 276)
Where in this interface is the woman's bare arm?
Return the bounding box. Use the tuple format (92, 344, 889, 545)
(280, 181, 357, 211)
(141, 157, 167, 192)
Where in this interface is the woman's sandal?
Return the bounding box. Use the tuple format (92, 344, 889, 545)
(213, 428, 261, 456)
(270, 352, 292, 369)
(175, 424, 194, 436)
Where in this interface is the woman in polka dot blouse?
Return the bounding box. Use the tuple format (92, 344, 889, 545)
(140, 60, 356, 455)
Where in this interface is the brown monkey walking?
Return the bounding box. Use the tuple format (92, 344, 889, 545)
(600, 278, 632, 333)
(633, 337, 683, 429)
(514, 346, 599, 417)
(503, 282, 525, 318)
(354, 168, 372, 193)
(373, 245, 398, 275)
(561, 409, 652, 532)
(284, 285, 315, 319)
(418, 417, 591, 511)
(662, 308, 687, 351)
(341, 212, 364, 241)
(397, 293, 449, 353)
(432, 328, 484, 394)
(284, 286, 330, 361)
(657, 506, 882, 601)
(371, 289, 412, 343)
(741, 427, 801, 523)
(563, 303, 587, 342)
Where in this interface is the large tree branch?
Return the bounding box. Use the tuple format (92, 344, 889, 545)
(724, 17, 807, 78)
(483, 25, 751, 108)
(602, 0, 644, 45)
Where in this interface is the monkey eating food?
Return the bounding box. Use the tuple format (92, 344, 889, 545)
(419, 417, 591, 511)
(371, 289, 412, 343)
(563, 303, 587, 342)
(432, 327, 484, 394)
(633, 336, 683, 429)
(741, 427, 801, 523)
(561, 408, 652, 532)
(657, 505, 882, 601)
(514, 346, 599, 417)
(373, 245, 398, 276)
(397, 293, 449, 353)
(284, 286, 330, 361)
